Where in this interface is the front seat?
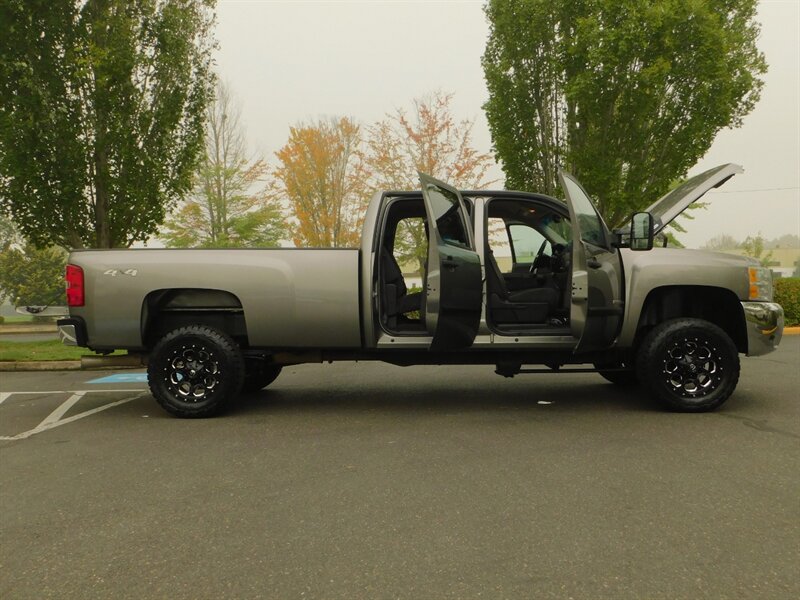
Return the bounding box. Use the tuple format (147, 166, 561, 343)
(486, 250, 558, 323)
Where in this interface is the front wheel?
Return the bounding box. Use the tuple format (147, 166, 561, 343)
(147, 325, 245, 418)
(636, 318, 740, 412)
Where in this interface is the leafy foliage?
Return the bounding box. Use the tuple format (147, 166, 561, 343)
(482, 0, 766, 227)
(741, 234, 775, 267)
(161, 82, 288, 248)
(702, 234, 742, 251)
(364, 91, 496, 274)
(775, 278, 800, 326)
(274, 117, 368, 248)
(0, 214, 65, 306)
(0, 0, 216, 248)
(0, 244, 66, 307)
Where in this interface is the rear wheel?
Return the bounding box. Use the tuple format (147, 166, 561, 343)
(147, 325, 244, 418)
(636, 318, 739, 412)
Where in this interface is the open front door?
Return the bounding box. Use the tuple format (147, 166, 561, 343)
(419, 173, 482, 351)
(558, 170, 624, 353)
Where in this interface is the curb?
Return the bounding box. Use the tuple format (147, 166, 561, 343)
(0, 361, 80, 371)
(0, 326, 58, 334)
(783, 327, 800, 335)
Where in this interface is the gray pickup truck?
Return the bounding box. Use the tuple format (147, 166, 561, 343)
(59, 164, 784, 417)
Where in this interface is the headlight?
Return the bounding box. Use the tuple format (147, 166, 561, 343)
(748, 266, 773, 301)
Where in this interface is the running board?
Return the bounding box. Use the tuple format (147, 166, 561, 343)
(495, 366, 630, 377)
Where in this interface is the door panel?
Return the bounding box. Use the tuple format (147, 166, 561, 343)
(558, 170, 624, 352)
(419, 173, 482, 351)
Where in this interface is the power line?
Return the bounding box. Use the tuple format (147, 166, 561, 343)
(710, 186, 800, 194)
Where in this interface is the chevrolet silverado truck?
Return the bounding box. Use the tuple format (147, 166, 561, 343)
(58, 165, 784, 417)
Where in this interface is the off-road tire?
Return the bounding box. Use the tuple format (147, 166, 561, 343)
(148, 325, 245, 418)
(636, 318, 739, 412)
(242, 364, 282, 393)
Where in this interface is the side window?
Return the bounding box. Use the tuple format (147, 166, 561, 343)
(560, 176, 606, 247)
(508, 224, 547, 265)
(423, 182, 472, 249)
(543, 216, 573, 243)
(487, 217, 511, 273)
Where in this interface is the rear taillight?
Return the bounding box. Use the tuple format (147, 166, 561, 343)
(65, 264, 84, 307)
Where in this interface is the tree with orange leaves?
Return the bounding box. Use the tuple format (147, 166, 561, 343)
(364, 91, 497, 274)
(274, 117, 368, 248)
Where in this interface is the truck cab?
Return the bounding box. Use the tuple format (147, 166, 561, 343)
(366, 171, 629, 355)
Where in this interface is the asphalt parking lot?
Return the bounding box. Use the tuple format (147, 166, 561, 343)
(1, 337, 798, 599)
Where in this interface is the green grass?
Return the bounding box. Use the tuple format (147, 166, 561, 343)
(0, 339, 123, 362)
(0, 315, 35, 324)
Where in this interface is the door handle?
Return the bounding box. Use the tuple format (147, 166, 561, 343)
(587, 257, 601, 269)
(442, 258, 459, 269)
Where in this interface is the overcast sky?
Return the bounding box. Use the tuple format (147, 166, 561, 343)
(214, 0, 799, 248)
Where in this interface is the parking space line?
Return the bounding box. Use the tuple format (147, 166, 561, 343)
(0, 392, 11, 406)
(0, 392, 149, 442)
(40, 392, 85, 428)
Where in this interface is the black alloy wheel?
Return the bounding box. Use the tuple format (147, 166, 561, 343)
(636, 318, 740, 412)
(148, 325, 244, 418)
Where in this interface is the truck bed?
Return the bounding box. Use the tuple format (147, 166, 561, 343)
(68, 248, 363, 350)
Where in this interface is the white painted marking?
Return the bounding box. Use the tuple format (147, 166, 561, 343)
(0, 392, 147, 441)
(40, 392, 85, 427)
(0, 392, 12, 406)
(537, 400, 553, 405)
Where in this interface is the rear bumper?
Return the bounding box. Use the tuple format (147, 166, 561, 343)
(57, 317, 88, 347)
(741, 302, 783, 356)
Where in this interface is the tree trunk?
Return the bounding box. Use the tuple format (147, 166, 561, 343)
(93, 141, 112, 248)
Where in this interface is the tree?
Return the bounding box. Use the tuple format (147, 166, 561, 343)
(160, 82, 288, 248)
(0, 0, 216, 249)
(0, 215, 66, 306)
(364, 91, 496, 275)
(703, 234, 741, 251)
(766, 234, 800, 250)
(741, 234, 774, 267)
(482, 0, 766, 227)
(274, 117, 367, 248)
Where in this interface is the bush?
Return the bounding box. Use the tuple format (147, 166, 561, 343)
(0, 316, 4, 324)
(775, 278, 800, 326)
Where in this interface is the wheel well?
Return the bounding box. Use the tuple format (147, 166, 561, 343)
(142, 289, 248, 349)
(635, 286, 747, 353)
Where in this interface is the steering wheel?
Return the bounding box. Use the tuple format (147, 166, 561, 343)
(529, 239, 549, 273)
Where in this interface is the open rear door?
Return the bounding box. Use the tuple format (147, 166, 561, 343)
(419, 173, 482, 351)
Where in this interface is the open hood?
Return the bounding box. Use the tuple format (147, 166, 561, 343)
(644, 163, 743, 234)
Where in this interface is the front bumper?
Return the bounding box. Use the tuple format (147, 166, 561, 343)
(56, 317, 88, 347)
(741, 302, 783, 356)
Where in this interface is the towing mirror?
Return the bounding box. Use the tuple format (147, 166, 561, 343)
(630, 212, 654, 251)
